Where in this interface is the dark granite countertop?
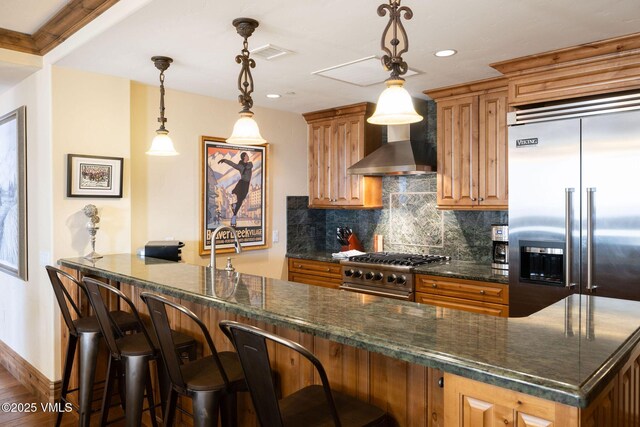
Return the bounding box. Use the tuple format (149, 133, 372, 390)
(414, 260, 509, 284)
(286, 251, 340, 263)
(287, 253, 509, 284)
(60, 254, 640, 408)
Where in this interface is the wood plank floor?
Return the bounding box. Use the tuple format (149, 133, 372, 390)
(0, 363, 161, 426)
(0, 364, 76, 426)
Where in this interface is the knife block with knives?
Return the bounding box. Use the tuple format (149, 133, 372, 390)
(337, 226, 364, 252)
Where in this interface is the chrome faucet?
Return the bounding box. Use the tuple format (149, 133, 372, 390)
(209, 226, 242, 269)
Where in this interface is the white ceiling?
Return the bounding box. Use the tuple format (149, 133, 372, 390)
(0, 0, 68, 34)
(6, 0, 640, 113)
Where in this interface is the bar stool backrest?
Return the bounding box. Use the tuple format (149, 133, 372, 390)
(219, 320, 342, 427)
(141, 292, 231, 394)
(46, 265, 86, 336)
(82, 277, 152, 359)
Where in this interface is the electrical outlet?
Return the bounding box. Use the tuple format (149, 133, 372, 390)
(272, 230, 279, 243)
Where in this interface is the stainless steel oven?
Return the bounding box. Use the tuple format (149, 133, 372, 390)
(339, 253, 449, 301)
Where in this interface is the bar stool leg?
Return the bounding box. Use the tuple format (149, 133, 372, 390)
(99, 357, 117, 427)
(56, 334, 78, 427)
(192, 391, 220, 427)
(78, 332, 100, 427)
(220, 393, 238, 427)
(123, 355, 150, 427)
(163, 388, 178, 427)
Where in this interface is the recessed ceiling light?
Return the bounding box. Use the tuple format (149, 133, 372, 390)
(434, 49, 457, 57)
(266, 94, 281, 99)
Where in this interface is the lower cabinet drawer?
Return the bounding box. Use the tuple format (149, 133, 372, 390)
(288, 272, 341, 289)
(416, 293, 509, 317)
(288, 258, 342, 278)
(287, 257, 342, 290)
(416, 274, 509, 305)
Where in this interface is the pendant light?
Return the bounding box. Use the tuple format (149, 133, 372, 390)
(367, 0, 423, 125)
(227, 18, 266, 145)
(147, 56, 179, 156)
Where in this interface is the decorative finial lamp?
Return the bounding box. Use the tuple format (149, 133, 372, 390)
(83, 204, 103, 260)
(226, 18, 266, 145)
(147, 56, 179, 156)
(367, 0, 423, 125)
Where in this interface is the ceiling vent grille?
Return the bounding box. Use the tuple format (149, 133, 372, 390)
(251, 44, 291, 60)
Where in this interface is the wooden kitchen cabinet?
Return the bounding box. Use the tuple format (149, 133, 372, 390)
(415, 274, 509, 317)
(425, 78, 508, 210)
(444, 373, 578, 426)
(303, 103, 382, 209)
(287, 257, 342, 289)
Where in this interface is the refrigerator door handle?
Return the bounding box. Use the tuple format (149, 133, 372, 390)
(587, 188, 597, 291)
(564, 188, 576, 288)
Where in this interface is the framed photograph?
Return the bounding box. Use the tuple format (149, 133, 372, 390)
(200, 136, 268, 254)
(67, 154, 123, 198)
(0, 106, 27, 280)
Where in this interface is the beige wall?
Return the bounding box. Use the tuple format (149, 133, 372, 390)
(0, 67, 307, 382)
(0, 66, 58, 379)
(130, 82, 307, 279)
(52, 66, 132, 259)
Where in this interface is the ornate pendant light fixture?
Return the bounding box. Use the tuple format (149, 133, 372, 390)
(147, 56, 179, 156)
(367, 0, 423, 125)
(227, 18, 266, 145)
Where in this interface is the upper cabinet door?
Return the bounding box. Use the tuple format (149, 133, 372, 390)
(304, 103, 382, 209)
(427, 77, 509, 211)
(308, 119, 334, 207)
(478, 90, 508, 208)
(436, 96, 479, 208)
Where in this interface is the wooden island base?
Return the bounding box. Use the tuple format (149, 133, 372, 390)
(59, 266, 638, 427)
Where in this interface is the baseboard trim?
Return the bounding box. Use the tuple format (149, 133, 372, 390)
(0, 339, 60, 403)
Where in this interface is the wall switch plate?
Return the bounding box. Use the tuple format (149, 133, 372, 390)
(272, 230, 279, 243)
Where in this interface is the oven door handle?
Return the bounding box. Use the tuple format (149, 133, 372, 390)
(339, 284, 413, 300)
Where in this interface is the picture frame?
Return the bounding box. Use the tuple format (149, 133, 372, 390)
(0, 106, 28, 280)
(200, 136, 268, 254)
(67, 154, 123, 198)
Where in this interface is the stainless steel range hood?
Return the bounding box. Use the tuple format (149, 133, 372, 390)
(348, 122, 436, 176)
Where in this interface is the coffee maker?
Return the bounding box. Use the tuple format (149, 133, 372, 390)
(491, 224, 509, 273)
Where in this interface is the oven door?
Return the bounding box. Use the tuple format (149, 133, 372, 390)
(339, 283, 414, 301)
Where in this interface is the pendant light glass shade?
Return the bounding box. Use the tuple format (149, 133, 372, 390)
(147, 56, 179, 156)
(368, 80, 423, 125)
(146, 130, 179, 156)
(226, 112, 266, 145)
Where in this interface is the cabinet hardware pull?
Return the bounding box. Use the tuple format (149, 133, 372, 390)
(480, 290, 485, 295)
(470, 197, 477, 201)
(432, 283, 437, 288)
(479, 197, 484, 202)
(564, 188, 576, 288)
(586, 188, 597, 291)
(325, 268, 330, 272)
(297, 264, 303, 268)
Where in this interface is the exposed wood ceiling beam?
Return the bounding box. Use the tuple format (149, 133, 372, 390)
(0, 0, 119, 56)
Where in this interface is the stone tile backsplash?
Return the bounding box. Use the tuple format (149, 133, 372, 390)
(287, 175, 508, 263)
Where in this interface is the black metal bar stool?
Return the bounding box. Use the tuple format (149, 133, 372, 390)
(82, 277, 197, 427)
(47, 265, 140, 427)
(220, 321, 394, 427)
(140, 292, 246, 427)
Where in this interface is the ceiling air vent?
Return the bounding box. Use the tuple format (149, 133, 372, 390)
(250, 44, 291, 60)
(312, 56, 420, 87)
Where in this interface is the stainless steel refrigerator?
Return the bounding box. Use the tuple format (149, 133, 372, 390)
(508, 92, 640, 316)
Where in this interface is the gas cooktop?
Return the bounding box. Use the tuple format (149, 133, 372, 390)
(345, 252, 450, 267)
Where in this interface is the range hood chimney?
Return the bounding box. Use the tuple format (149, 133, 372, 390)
(347, 100, 436, 176)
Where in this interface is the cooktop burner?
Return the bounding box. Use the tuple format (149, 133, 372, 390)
(347, 252, 450, 267)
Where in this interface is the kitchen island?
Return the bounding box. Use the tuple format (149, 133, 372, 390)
(59, 254, 640, 426)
